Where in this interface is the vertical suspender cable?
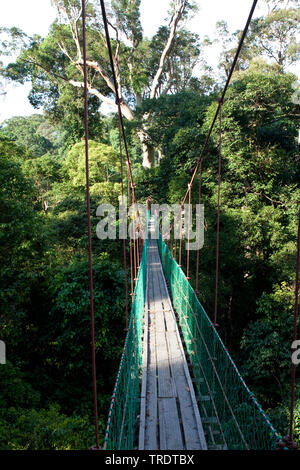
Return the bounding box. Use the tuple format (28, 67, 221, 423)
(179, 207, 183, 267)
(214, 99, 223, 327)
(81, 0, 100, 449)
(186, 184, 192, 279)
(179, 0, 258, 210)
(177, 0, 257, 309)
(289, 208, 300, 443)
(117, 111, 129, 330)
(127, 164, 134, 300)
(99, 0, 136, 202)
(195, 158, 202, 294)
(99, 0, 139, 283)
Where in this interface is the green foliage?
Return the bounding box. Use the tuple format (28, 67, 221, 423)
(0, 405, 95, 450)
(210, 2, 300, 77)
(0, 139, 46, 337)
(241, 282, 296, 404)
(0, 0, 206, 167)
(267, 392, 300, 446)
(0, 3, 299, 447)
(0, 115, 56, 157)
(249, 6, 300, 68)
(64, 140, 120, 186)
(44, 255, 125, 415)
(22, 153, 62, 205)
(90, 181, 122, 206)
(0, 126, 125, 448)
(0, 362, 40, 409)
(112, 0, 143, 47)
(138, 91, 213, 169)
(147, 27, 201, 94)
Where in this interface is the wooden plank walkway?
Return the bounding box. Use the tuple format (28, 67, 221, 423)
(139, 218, 207, 450)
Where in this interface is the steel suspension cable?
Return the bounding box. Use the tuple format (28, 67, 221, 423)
(195, 158, 202, 294)
(179, 0, 258, 210)
(179, 210, 183, 267)
(214, 99, 223, 327)
(289, 208, 300, 444)
(99, 0, 137, 205)
(81, 0, 100, 450)
(99, 0, 140, 284)
(127, 163, 134, 300)
(186, 184, 192, 279)
(117, 110, 129, 330)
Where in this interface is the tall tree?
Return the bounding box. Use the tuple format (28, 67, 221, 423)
(0, 115, 56, 157)
(1, 0, 200, 168)
(249, 1, 300, 68)
(212, 0, 300, 77)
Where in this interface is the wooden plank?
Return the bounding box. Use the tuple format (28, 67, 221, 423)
(141, 238, 158, 450)
(144, 320, 158, 449)
(156, 339, 176, 398)
(140, 263, 150, 400)
(138, 258, 149, 450)
(158, 398, 184, 450)
(152, 250, 175, 399)
(139, 218, 207, 451)
(144, 258, 158, 450)
(166, 331, 203, 450)
(163, 305, 177, 333)
(159, 254, 208, 451)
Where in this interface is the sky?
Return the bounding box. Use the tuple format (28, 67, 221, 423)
(0, 0, 290, 122)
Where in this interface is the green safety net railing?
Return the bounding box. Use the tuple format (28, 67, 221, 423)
(103, 226, 148, 450)
(103, 213, 149, 450)
(157, 230, 281, 450)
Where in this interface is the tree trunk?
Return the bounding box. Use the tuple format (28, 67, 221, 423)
(137, 126, 156, 169)
(141, 142, 155, 169)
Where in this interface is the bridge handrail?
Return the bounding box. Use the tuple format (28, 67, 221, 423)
(155, 220, 281, 450)
(103, 212, 149, 450)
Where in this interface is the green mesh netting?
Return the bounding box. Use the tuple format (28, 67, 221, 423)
(157, 230, 281, 450)
(103, 230, 148, 450)
(104, 214, 281, 451)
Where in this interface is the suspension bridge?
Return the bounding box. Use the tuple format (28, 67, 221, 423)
(103, 213, 281, 450)
(78, 0, 299, 451)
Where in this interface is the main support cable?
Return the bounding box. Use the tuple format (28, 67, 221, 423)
(213, 98, 223, 327)
(99, 0, 141, 291)
(195, 158, 202, 294)
(81, 0, 100, 450)
(180, 0, 258, 209)
(186, 184, 192, 279)
(178, 0, 257, 327)
(117, 110, 129, 329)
(289, 208, 300, 445)
(99, 0, 136, 201)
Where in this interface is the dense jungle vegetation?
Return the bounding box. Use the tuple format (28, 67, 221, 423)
(0, 0, 299, 449)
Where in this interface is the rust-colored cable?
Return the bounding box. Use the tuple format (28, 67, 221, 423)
(214, 99, 223, 327)
(186, 184, 192, 279)
(179, 209, 183, 267)
(99, 0, 137, 205)
(179, 0, 258, 211)
(289, 208, 300, 442)
(81, 0, 100, 450)
(99, 0, 140, 283)
(127, 163, 134, 301)
(117, 110, 129, 330)
(136, 222, 140, 271)
(195, 158, 202, 294)
(174, 234, 177, 261)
